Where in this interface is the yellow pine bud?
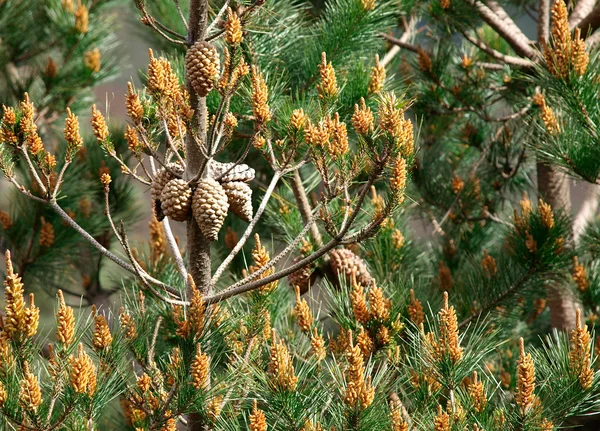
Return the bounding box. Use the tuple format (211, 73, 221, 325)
(481, 249, 497, 276)
(290, 108, 308, 131)
(19, 362, 42, 411)
(361, 0, 376, 10)
(356, 326, 374, 357)
(56, 290, 75, 346)
(438, 292, 462, 362)
(328, 112, 349, 158)
(251, 66, 271, 125)
(268, 330, 298, 391)
(225, 8, 243, 44)
(468, 371, 487, 412)
(250, 234, 278, 293)
(125, 125, 140, 153)
(572, 29, 589, 76)
(350, 280, 370, 324)
(369, 285, 391, 322)
(0, 381, 6, 406)
(572, 256, 589, 292)
(190, 343, 209, 389)
(74, 0, 88, 34)
(417, 48, 433, 73)
(64, 107, 83, 152)
(408, 289, 424, 326)
(100, 173, 112, 187)
(126, 82, 144, 122)
(223, 112, 238, 138)
(92, 311, 112, 351)
(69, 343, 97, 395)
(4, 250, 26, 339)
(39, 217, 55, 247)
(390, 156, 407, 194)
(310, 327, 327, 361)
(390, 396, 409, 431)
(434, 405, 450, 431)
(188, 275, 206, 335)
(119, 307, 137, 340)
(515, 337, 536, 414)
(352, 98, 374, 135)
(316, 52, 338, 99)
(294, 286, 314, 333)
(1, 106, 18, 145)
(538, 199, 554, 229)
(343, 339, 363, 406)
(23, 293, 39, 338)
(84, 48, 101, 73)
(539, 97, 560, 135)
(249, 400, 267, 431)
(91, 104, 109, 143)
(368, 54, 385, 94)
(570, 309, 594, 389)
(0, 209, 11, 230)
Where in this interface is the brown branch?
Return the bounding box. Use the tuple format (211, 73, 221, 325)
(569, 0, 597, 29)
(462, 31, 534, 67)
(467, 0, 536, 59)
(577, 3, 600, 38)
(290, 170, 324, 247)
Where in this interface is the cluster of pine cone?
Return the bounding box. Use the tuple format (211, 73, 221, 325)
(151, 161, 255, 241)
(288, 247, 374, 294)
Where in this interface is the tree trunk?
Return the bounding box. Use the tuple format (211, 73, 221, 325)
(186, 1, 211, 430)
(537, 161, 579, 330)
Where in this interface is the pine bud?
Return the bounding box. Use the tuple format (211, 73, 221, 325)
(126, 82, 144, 122)
(190, 343, 209, 389)
(352, 98, 374, 135)
(91, 105, 109, 143)
(4, 250, 26, 339)
(56, 289, 75, 346)
(294, 286, 314, 333)
(39, 217, 55, 247)
(74, 0, 89, 34)
(368, 54, 385, 94)
(251, 66, 271, 124)
(92, 311, 112, 350)
(64, 107, 83, 154)
(249, 400, 267, 431)
(317, 52, 338, 99)
(225, 8, 243, 44)
(290, 108, 307, 131)
(19, 362, 42, 411)
(515, 337, 536, 414)
(84, 48, 101, 73)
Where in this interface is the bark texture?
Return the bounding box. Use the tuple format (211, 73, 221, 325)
(537, 162, 579, 330)
(186, 1, 212, 430)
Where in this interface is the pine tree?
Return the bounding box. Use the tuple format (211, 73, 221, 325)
(1, 0, 600, 430)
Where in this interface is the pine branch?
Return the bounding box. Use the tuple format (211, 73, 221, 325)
(461, 31, 534, 67)
(577, 3, 600, 38)
(569, 0, 598, 29)
(466, 0, 536, 59)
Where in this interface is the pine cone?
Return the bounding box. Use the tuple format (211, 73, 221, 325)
(186, 41, 220, 97)
(151, 164, 184, 221)
(192, 178, 229, 241)
(329, 248, 373, 286)
(209, 160, 255, 183)
(288, 256, 316, 295)
(222, 181, 252, 222)
(161, 178, 192, 222)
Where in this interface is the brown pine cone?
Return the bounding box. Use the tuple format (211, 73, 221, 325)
(287, 256, 316, 295)
(329, 248, 373, 286)
(185, 41, 220, 97)
(192, 178, 229, 241)
(161, 178, 192, 222)
(151, 164, 184, 221)
(222, 181, 252, 222)
(209, 160, 255, 183)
